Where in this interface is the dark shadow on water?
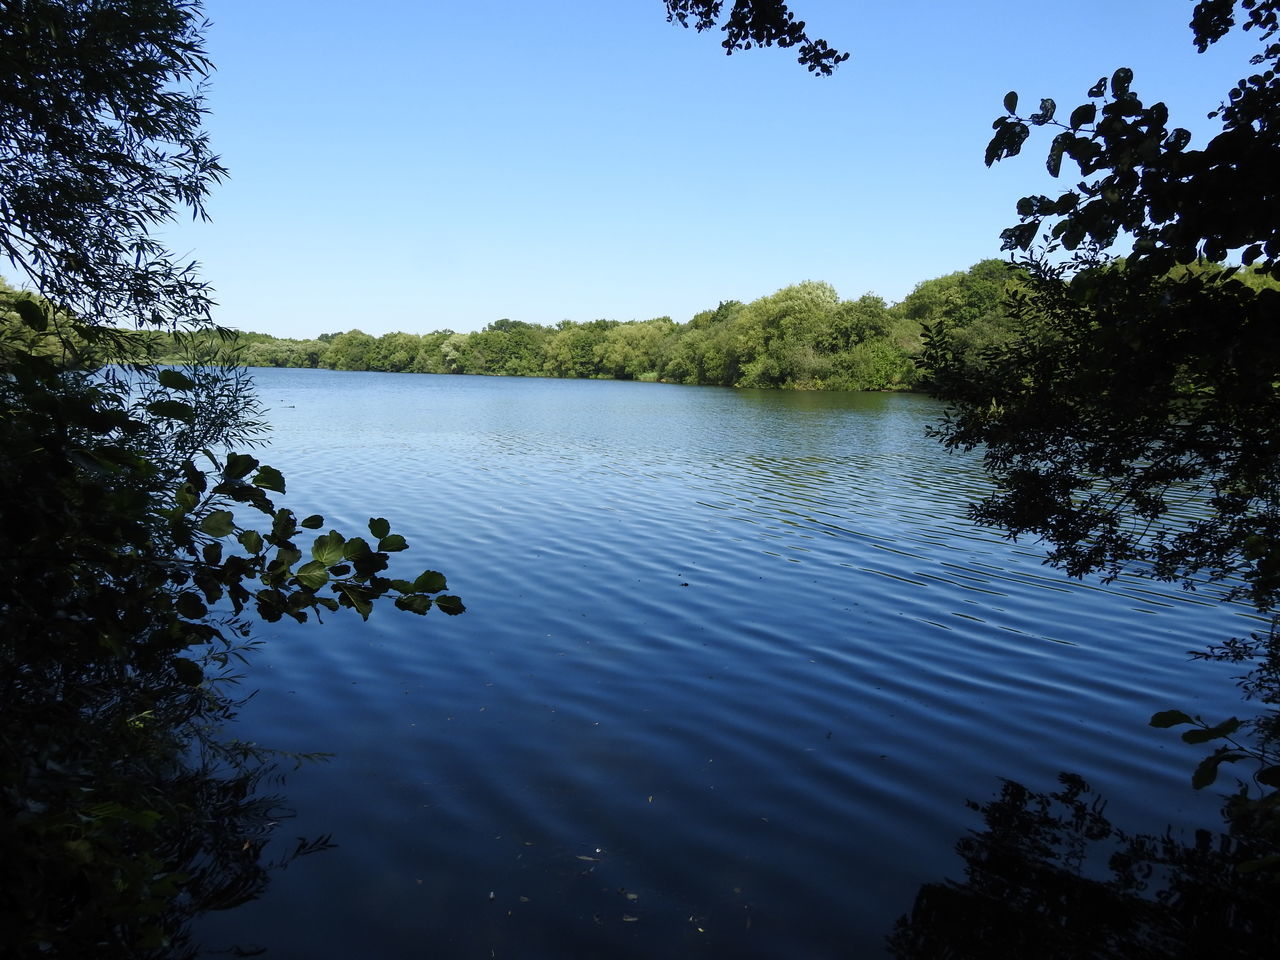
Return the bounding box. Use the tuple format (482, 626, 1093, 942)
(887, 773, 1279, 959)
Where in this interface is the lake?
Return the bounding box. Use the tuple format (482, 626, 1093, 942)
(195, 368, 1253, 957)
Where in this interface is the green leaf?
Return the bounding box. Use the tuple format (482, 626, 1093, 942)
(1181, 717, 1241, 744)
(394, 594, 433, 615)
(146, 400, 195, 423)
(413, 570, 448, 593)
(1149, 709, 1195, 728)
(157, 369, 196, 391)
(369, 517, 391, 540)
(301, 514, 325, 529)
(199, 510, 235, 538)
(238, 529, 263, 554)
(1003, 90, 1018, 114)
(337, 583, 374, 620)
(312, 532, 346, 566)
(343, 536, 372, 560)
(435, 594, 466, 616)
(13, 297, 47, 332)
(223, 452, 258, 480)
(252, 465, 286, 493)
(390, 579, 415, 592)
(294, 560, 330, 590)
(378, 534, 408, 552)
(173, 658, 203, 686)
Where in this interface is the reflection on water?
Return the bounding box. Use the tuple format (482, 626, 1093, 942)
(197, 370, 1255, 957)
(889, 774, 1278, 959)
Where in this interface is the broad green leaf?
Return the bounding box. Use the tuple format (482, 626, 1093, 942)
(343, 536, 372, 560)
(414, 570, 448, 593)
(378, 534, 408, 552)
(252, 465, 286, 493)
(223, 452, 258, 480)
(300, 514, 325, 529)
(1149, 709, 1194, 728)
(238, 529, 263, 554)
(295, 559, 330, 590)
(390, 579, 415, 592)
(1181, 717, 1241, 744)
(312, 532, 346, 566)
(435, 594, 466, 616)
(369, 517, 391, 540)
(199, 510, 235, 537)
(394, 594, 433, 615)
(337, 583, 374, 620)
(147, 399, 195, 423)
(157, 368, 196, 390)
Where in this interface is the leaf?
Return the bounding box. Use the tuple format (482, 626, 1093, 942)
(252, 465, 286, 493)
(1029, 98, 1056, 125)
(394, 594, 433, 615)
(312, 532, 346, 566)
(1191, 750, 1245, 789)
(414, 570, 448, 593)
(173, 658, 203, 686)
(1149, 709, 1195, 728)
(337, 583, 374, 620)
(1069, 103, 1096, 130)
(13, 297, 47, 332)
(238, 529, 263, 554)
(343, 536, 372, 560)
(199, 510, 235, 538)
(1088, 76, 1107, 98)
(146, 400, 195, 423)
(378, 534, 408, 552)
(1003, 90, 1018, 114)
(1111, 67, 1133, 97)
(223, 452, 258, 480)
(1257, 766, 1280, 788)
(1181, 717, 1241, 744)
(294, 560, 330, 590)
(368, 517, 391, 540)
(435, 594, 466, 616)
(300, 514, 325, 529)
(157, 368, 196, 390)
(175, 592, 208, 620)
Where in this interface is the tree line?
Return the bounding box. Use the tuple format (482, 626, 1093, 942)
(132, 260, 1019, 390)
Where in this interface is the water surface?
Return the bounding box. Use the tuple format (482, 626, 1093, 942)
(197, 369, 1251, 958)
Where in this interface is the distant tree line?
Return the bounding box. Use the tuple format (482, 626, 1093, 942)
(132, 260, 1022, 391)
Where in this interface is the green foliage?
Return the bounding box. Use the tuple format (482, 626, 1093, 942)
(924, 0, 1280, 839)
(0, 3, 463, 954)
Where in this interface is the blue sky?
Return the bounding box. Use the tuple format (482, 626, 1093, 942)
(166, 1, 1262, 338)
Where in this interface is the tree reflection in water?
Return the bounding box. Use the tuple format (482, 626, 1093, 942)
(888, 774, 1278, 959)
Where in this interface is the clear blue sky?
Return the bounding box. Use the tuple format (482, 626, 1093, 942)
(166, 1, 1261, 338)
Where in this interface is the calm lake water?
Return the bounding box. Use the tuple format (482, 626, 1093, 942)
(196, 368, 1253, 958)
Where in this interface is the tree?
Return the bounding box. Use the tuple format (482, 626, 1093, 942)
(923, 2, 1280, 795)
(663, 0, 847, 75)
(0, 3, 462, 954)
